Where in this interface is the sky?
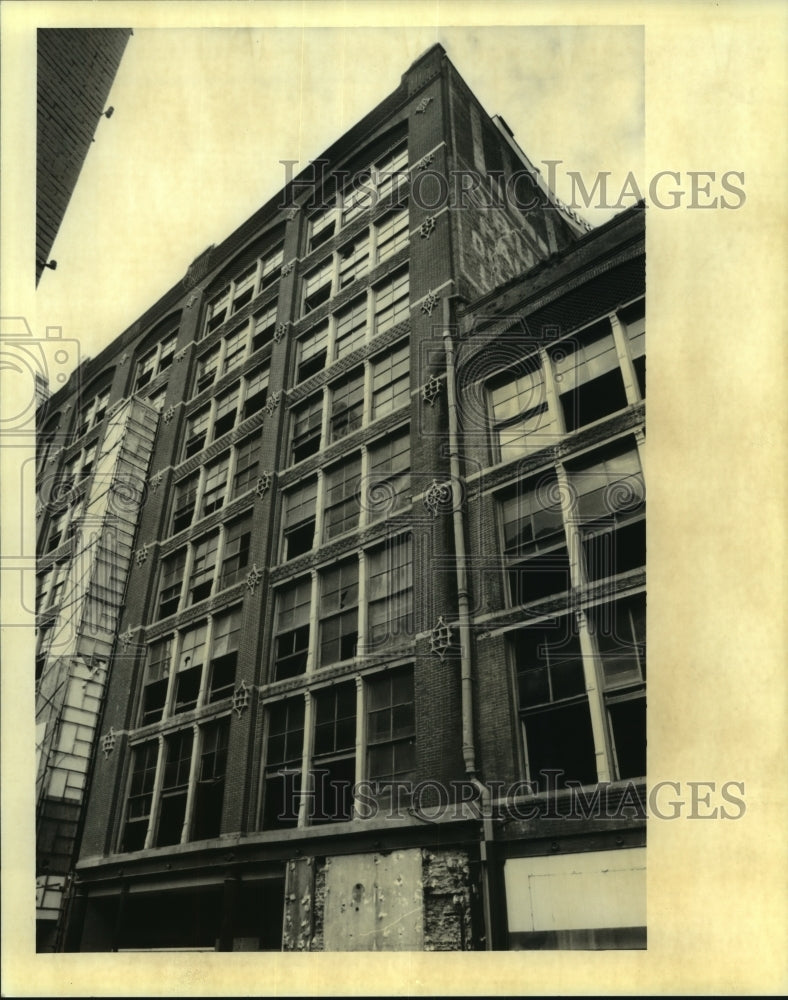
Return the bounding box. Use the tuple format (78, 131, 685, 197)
(33, 24, 643, 386)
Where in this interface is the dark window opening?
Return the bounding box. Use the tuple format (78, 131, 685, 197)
(297, 349, 327, 383)
(304, 284, 331, 314)
(208, 652, 237, 702)
(560, 368, 628, 433)
(274, 626, 309, 680)
(243, 387, 268, 419)
(158, 591, 181, 619)
(263, 772, 302, 830)
(583, 519, 645, 582)
(309, 220, 335, 252)
(524, 701, 597, 791)
(292, 429, 321, 464)
(185, 432, 207, 458)
(135, 369, 153, 391)
(508, 549, 571, 606)
(193, 720, 229, 841)
(284, 520, 315, 561)
(141, 679, 168, 725)
(213, 409, 237, 440)
(156, 730, 194, 846)
(263, 699, 304, 829)
(633, 356, 646, 398)
(310, 759, 356, 824)
(174, 666, 201, 714)
(608, 696, 646, 779)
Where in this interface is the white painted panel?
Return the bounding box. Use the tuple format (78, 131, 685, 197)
(505, 848, 646, 932)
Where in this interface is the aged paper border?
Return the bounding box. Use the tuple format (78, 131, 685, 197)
(2, 0, 786, 995)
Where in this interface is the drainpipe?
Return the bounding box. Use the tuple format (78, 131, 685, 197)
(441, 295, 498, 949)
(441, 296, 476, 780)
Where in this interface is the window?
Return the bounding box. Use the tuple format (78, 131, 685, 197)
(196, 346, 221, 392)
(202, 241, 283, 338)
(220, 516, 251, 589)
(135, 329, 178, 390)
(204, 288, 230, 336)
(569, 443, 645, 583)
(338, 234, 369, 289)
(302, 259, 332, 315)
(282, 478, 317, 560)
(231, 264, 257, 315)
(208, 607, 241, 701)
(172, 473, 199, 533)
(512, 619, 597, 791)
(324, 456, 361, 540)
(157, 729, 195, 846)
(334, 298, 366, 360)
(342, 173, 373, 225)
(79, 442, 97, 480)
(620, 301, 645, 398)
(296, 325, 328, 383)
(500, 475, 570, 606)
(319, 559, 359, 667)
(263, 698, 304, 829)
(260, 241, 284, 291)
(252, 304, 277, 353)
(188, 533, 219, 605)
(174, 623, 207, 714)
(374, 269, 409, 335)
(232, 434, 260, 498)
(273, 578, 311, 680)
(329, 370, 364, 442)
(371, 344, 409, 418)
(201, 455, 230, 517)
(366, 666, 415, 803)
(308, 208, 335, 253)
(184, 408, 209, 458)
(140, 637, 173, 725)
(549, 321, 627, 432)
(122, 741, 158, 852)
(243, 366, 269, 419)
(375, 143, 408, 203)
(367, 536, 413, 647)
(367, 430, 410, 520)
(193, 719, 230, 840)
(375, 207, 409, 263)
(77, 388, 110, 437)
(290, 396, 323, 464)
(158, 550, 186, 619)
(588, 594, 646, 780)
(311, 683, 356, 823)
(213, 387, 239, 440)
(490, 357, 557, 462)
(222, 327, 247, 375)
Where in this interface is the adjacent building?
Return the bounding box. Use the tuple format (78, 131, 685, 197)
(37, 28, 133, 283)
(35, 43, 646, 952)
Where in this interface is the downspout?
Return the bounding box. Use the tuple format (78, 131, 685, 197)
(441, 295, 498, 948)
(441, 295, 476, 780)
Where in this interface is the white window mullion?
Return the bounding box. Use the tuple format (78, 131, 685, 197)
(575, 608, 613, 783)
(540, 347, 566, 436)
(353, 675, 365, 818)
(143, 734, 167, 850)
(609, 313, 640, 406)
(305, 570, 319, 676)
(297, 691, 314, 828)
(179, 723, 202, 844)
(357, 550, 368, 656)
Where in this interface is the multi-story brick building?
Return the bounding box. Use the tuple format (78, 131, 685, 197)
(37, 28, 133, 284)
(35, 43, 646, 952)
